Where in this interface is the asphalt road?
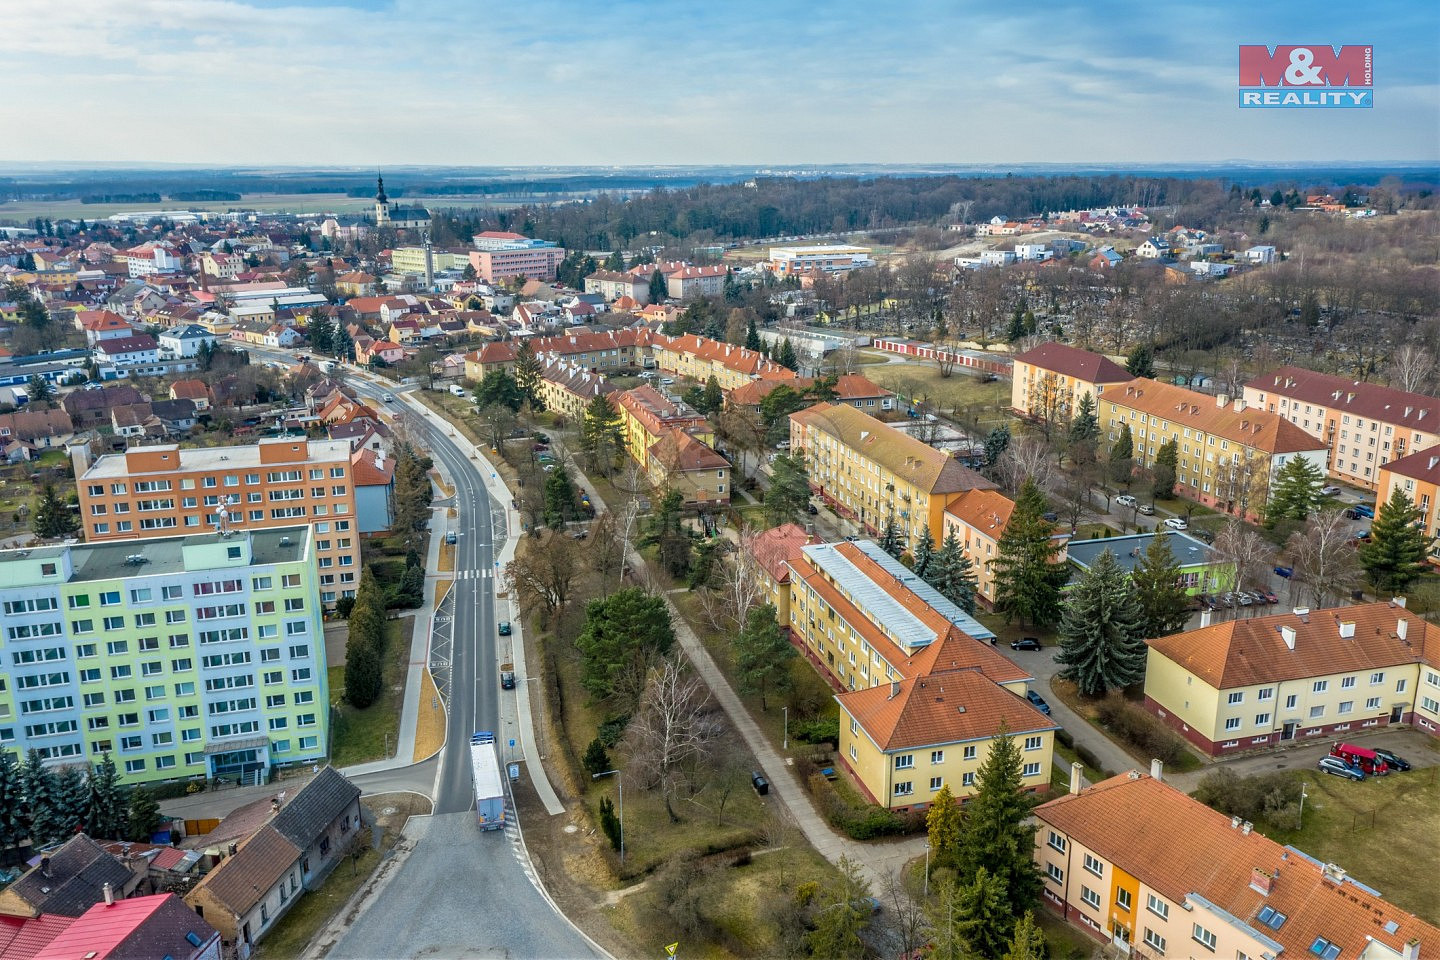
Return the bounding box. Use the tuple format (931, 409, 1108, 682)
(286, 364, 599, 960)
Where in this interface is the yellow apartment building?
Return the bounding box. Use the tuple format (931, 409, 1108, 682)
(1378, 448, 1440, 564)
(651, 333, 796, 391)
(614, 385, 713, 468)
(1244, 365, 1440, 491)
(534, 361, 617, 425)
(743, 523, 817, 630)
(790, 403, 995, 551)
(1143, 602, 1440, 756)
(646, 430, 730, 507)
(74, 438, 361, 607)
(1103, 379, 1327, 523)
(1035, 770, 1440, 955)
(1010, 342, 1132, 422)
(942, 488, 1017, 610)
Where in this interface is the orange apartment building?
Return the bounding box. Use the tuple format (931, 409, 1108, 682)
(1243, 365, 1440, 491)
(1378, 448, 1440, 564)
(75, 438, 360, 606)
(1011, 342, 1132, 422)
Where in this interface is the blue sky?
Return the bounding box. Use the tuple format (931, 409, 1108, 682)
(3, 0, 1435, 165)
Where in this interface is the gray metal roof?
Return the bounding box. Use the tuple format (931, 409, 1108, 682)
(1066, 531, 1220, 576)
(801, 539, 996, 648)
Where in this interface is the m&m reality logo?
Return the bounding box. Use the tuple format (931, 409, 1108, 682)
(1238, 45, 1373, 108)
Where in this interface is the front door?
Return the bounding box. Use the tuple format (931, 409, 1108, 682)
(1390, 705, 1405, 724)
(1112, 922, 1132, 953)
(1281, 721, 1298, 741)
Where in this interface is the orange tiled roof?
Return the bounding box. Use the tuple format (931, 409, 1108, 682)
(791, 403, 995, 496)
(943, 488, 1016, 539)
(349, 448, 394, 486)
(837, 667, 1054, 750)
(1384, 446, 1440, 484)
(1036, 773, 1440, 957)
(747, 523, 816, 583)
(648, 428, 728, 472)
(1146, 601, 1437, 689)
(1107, 378, 1326, 454)
(618, 385, 707, 438)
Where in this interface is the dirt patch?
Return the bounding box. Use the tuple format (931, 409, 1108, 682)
(437, 542, 455, 573)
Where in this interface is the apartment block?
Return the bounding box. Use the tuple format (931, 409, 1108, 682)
(790, 402, 995, 550)
(467, 236, 565, 282)
(1144, 602, 1440, 756)
(535, 360, 618, 424)
(766, 244, 874, 276)
(75, 439, 360, 607)
(1244, 366, 1440, 490)
(941, 488, 1019, 610)
(785, 540, 1054, 809)
(743, 522, 817, 631)
(1035, 770, 1439, 956)
(1377, 449, 1440, 562)
(650, 334, 795, 391)
(0, 527, 327, 785)
(1103, 380, 1327, 522)
(1011, 342, 1132, 422)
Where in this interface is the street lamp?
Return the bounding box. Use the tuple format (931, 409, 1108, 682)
(1297, 782, 1308, 830)
(782, 706, 788, 751)
(592, 769, 623, 865)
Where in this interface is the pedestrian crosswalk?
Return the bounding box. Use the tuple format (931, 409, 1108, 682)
(455, 569, 494, 580)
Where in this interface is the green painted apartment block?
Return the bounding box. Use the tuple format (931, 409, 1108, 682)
(0, 526, 328, 786)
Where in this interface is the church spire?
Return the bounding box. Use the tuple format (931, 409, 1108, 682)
(375, 174, 388, 204)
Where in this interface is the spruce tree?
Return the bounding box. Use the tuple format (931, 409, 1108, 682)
(648, 268, 668, 303)
(955, 727, 1042, 922)
(1152, 438, 1178, 499)
(1002, 912, 1047, 960)
(911, 526, 937, 579)
(32, 482, 78, 540)
(54, 767, 89, 838)
(984, 425, 1011, 468)
(24, 750, 61, 846)
(1130, 533, 1192, 639)
(956, 866, 1012, 959)
(744, 317, 761, 352)
(0, 752, 27, 850)
(344, 635, 383, 708)
(929, 528, 979, 614)
(1067, 391, 1099, 447)
(126, 787, 162, 842)
(1109, 422, 1134, 486)
(879, 509, 904, 558)
(513, 339, 544, 411)
(88, 752, 126, 840)
(778, 338, 799, 371)
(543, 465, 578, 529)
(26, 375, 54, 406)
(1125, 343, 1155, 378)
(991, 480, 1068, 628)
(925, 782, 962, 869)
(1055, 549, 1148, 697)
(1266, 455, 1325, 525)
(1360, 487, 1429, 594)
(701, 375, 723, 415)
(580, 394, 624, 476)
(604, 250, 625, 272)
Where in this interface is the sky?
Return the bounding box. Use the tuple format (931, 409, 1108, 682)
(3, 0, 1437, 166)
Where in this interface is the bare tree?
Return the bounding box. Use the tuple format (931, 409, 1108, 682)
(997, 434, 1058, 494)
(1389, 343, 1437, 394)
(695, 530, 765, 634)
(505, 530, 582, 625)
(883, 871, 928, 960)
(624, 658, 725, 822)
(1213, 519, 1274, 594)
(825, 341, 860, 377)
(1285, 509, 1362, 607)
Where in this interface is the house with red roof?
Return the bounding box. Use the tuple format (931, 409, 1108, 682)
(1010, 341, 1132, 422)
(29, 894, 219, 960)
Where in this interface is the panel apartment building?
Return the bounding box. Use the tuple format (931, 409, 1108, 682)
(75, 438, 360, 607)
(468, 231, 565, 282)
(0, 527, 327, 786)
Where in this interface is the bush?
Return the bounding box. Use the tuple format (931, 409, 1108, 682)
(335, 596, 356, 618)
(596, 714, 630, 748)
(791, 715, 840, 746)
(1055, 728, 1074, 749)
(582, 738, 610, 777)
(1096, 693, 1189, 765)
(1193, 768, 1302, 829)
(1074, 744, 1103, 771)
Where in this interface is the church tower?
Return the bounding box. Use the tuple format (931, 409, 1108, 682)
(374, 174, 390, 225)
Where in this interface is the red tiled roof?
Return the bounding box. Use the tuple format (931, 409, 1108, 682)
(944, 489, 1016, 540)
(648, 428, 728, 472)
(1012, 342, 1130, 384)
(1036, 773, 1440, 958)
(1247, 365, 1440, 434)
(1383, 446, 1440, 484)
(350, 448, 395, 486)
(747, 523, 815, 583)
(0, 915, 75, 960)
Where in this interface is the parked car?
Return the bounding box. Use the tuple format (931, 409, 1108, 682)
(1372, 748, 1411, 772)
(1137, 503, 1156, 515)
(445, 531, 457, 544)
(660, 377, 675, 385)
(1219, 593, 1236, 608)
(1274, 565, 1294, 579)
(497, 620, 512, 636)
(1041, 512, 1058, 523)
(1115, 494, 1137, 507)
(1248, 590, 1269, 604)
(500, 663, 516, 690)
(1260, 589, 1279, 604)
(1351, 530, 1372, 542)
(806, 503, 819, 515)
(1317, 755, 1365, 781)
(1011, 637, 1043, 651)
(1331, 742, 1390, 776)
(1026, 690, 1052, 715)
(1353, 504, 1375, 519)
(1320, 484, 1343, 496)
(1236, 592, 1253, 606)
(1163, 517, 1189, 530)
(382, 392, 395, 402)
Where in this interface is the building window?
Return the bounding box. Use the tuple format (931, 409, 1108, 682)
(1313, 680, 1328, 694)
(1083, 853, 1103, 877)
(1227, 691, 1243, 705)
(1047, 831, 1067, 853)
(961, 772, 975, 788)
(1116, 888, 1132, 912)
(1080, 885, 1101, 909)
(1255, 713, 1270, 726)
(1024, 735, 1042, 751)
(1022, 762, 1041, 777)
(1146, 893, 1169, 919)
(1046, 862, 1063, 884)
(929, 776, 943, 791)
(894, 754, 914, 769)
(893, 781, 913, 797)
(1225, 717, 1241, 730)
(1192, 923, 1216, 951)
(1143, 928, 1167, 954)
(1309, 705, 1325, 719)
(962, 745, 977, 761)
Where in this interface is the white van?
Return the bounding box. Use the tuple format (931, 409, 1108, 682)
(449, 384, 467, 398)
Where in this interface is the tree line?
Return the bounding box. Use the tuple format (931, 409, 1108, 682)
(0, 750, 163, 854)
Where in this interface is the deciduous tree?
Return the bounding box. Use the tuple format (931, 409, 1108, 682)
(506, 530, 583, 625)
(1285, 509, 1362, 608)
(623, 657, 721, 822)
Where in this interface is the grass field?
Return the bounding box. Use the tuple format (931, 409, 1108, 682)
(327, 617, 413, 768)
(1262, 767, 1440, 923)
(863, 360, 1012, 423)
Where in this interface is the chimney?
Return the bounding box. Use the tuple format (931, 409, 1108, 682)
(1402, 939, 1420, 960)
(1200, 608, 1213, 628)
(1231, 816, 1242, 829)
(1150, 759, 1163, 782)
(1250, 868, 1273, 896)
(103, 882, 114, 906)
(1338, 621, 1355, 639)
(1293, 607, 1310, 622)
(1242, 821, 1253, 835)
(1398, 619, 1408, 641)
(41, 856, 50, 878)
(1069, 762, 1083, 795)
(1393, 596, 1408, 609)
(1217, 394, 1229, 408)
(1280, 625, 1297, 650)
(1233, 397, 1247, 413)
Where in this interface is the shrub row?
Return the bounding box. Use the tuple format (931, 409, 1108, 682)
(1095, 694, 1189, 765)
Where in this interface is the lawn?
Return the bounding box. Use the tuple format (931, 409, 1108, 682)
(327, 617, 413, 768)
(863, 361, 1012, 424)
(1260, 768, 1440, 924)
